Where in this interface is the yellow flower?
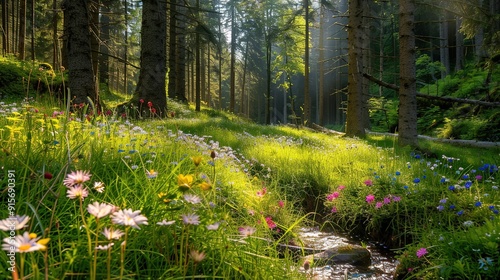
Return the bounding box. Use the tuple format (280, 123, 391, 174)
(199, 181, 212, 191)
(192, 156, 203, 167)
(178, 174, 194, 192)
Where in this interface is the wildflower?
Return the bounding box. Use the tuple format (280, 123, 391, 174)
(416, 247, 428, 258)
(2, 232, 49, 253)
(395, 171, 401, 176)
(238, 226, 256, 237)
(493, 185, 499, 190)
(66, 185, 89, 200)
(365, 194, 375, 204)
(87, 202, 113, 218)
(206, 222, 220, 230)
(178, 174, 194, 192)
(436, 205, 445, 211)
(247, 209, 255, 216)
(183, 194, 202, 204)
(375, 202, 383, 209)
(457, 210, 464, 216)
(265, 217, 277, 229)
(256, 187, 267, 197)
(63, 170, 91, 187)
(462, 174, 469, 180)
(326, 192, 340, 201)
(439, 198, 447, 204)
(364, 180, 373, 186)
(448, 185, 456, 191)
(189, 249, 206, 263)
(465, 181, 472, 189)
(182, 213, 200, 225)
(111, 209, 149, 230)
(156, 220, 175, 226)
(331, 207, 338, 213)
(403, 185, 409, 190)
(449, 204, 456, 210)
(337, 185, 346, 190)
(413, 178, 420, 184)
(192, 156, 203, 167)
(199, 181, 212, 191)
(146, 169, 158, 179)
(102, 228, 125, 240)
(383, 197, 391, 204)
(475, 201, 482, 207)
(93, 181, 105, 193)
(0, 215, 30, 231)
(463, 221, 474, 227)
(44, 172, 53, 180)
(440, 177, 446, 183)
(95, 243, 114, 250)
(475, 175, 482, 181)
(278, 200, 285, 208)
(393, 196, 401, 202)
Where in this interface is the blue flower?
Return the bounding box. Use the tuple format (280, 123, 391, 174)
(118, 149, 125, 153)
(462, 174, 469, 180)
(449, 205, 456, 210)
(457, 210, 464, 216)
(488, 205, 495, 210)
(464, 181, 472, 189)
(448, 185, 456, 191)
(475, 201, 482, 207)
(437, 205, 445, 211)
(494, 209, 499, 215)
(439, 199, 447, 204)
(415, 154, 421, 159)
(404, 185, 409, 190)
(395, 171, 401, 176)
(413, 178, 421, 184)
(440, 178, 446, 183)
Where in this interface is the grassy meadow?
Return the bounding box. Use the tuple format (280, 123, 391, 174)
(1, 95, 499, 279)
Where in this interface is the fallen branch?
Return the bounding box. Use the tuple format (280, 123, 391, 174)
(363, 73, 500, 108)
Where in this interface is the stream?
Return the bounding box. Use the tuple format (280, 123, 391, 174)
(297, 228, 398, 279)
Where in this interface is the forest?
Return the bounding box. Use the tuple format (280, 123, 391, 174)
(1, 0, 500, 279)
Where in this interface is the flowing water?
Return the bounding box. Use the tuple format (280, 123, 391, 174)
(297, 228, 398, 279)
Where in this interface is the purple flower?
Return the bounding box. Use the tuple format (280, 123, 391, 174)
(364, 180, 373, 186)
(327, 192, 340, 201)
(383, 197, 391, 204)
(437, 205, 444, 211)
(365, 194, 375, 203)
(182, 213, 200, 225)
(439, 199, 447, 204)
(392, 196, 401, 202)
(375, 202, 383, 209)
(475, 175, 482, 181)
(416, 248, 428, 258)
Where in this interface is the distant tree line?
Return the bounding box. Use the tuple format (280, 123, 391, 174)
(1, 0, 498, 146)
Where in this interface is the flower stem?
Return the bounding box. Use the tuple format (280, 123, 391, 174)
(120, 228, 129, 279)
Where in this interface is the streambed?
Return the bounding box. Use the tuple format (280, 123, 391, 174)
(297, 228, 398, 279)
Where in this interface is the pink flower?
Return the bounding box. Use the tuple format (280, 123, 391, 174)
(416, 247, 428, 258)
(63, 170, 91, 187)
(364, 180, 373, 186)
(278, 200, 284, 208)
(365, 194, 375, 203)
(256, 187, 267, 197)
(331, 207, 337, 213)
(265, 217, 277, 229)
(393, 196, 401, 202)
(337, 185, 346, 191)
(238, 226, 256, 237)
(383, 197, 391, 204)
(375, 202, 383, 209)
(326, 192, 340, 201)
(475, 175, 482, 181)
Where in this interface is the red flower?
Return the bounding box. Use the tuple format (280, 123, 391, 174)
(265, 217, 277, 229)
(147, 101, 153, 108)
(139, 99, 144, 103)
(44, 172, 53, 180)
(151, 108, 157, 114)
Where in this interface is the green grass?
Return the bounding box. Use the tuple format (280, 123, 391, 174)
(1, 96, 499, 279)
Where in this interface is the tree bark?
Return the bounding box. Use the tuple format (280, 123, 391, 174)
(345, 0, 367, 138)
(229, 1, 236, 113)
(17, 0, 26, 60)
(303, 0, 311, 126)
(455, 16, 463, 71)
(175, 0, 187, 102)
(130, 0, 167, 117)
(99, 0, 111, 84)
(168, 0, 177, 100)
(398, 0, 418, 147)
(62, 0, 97, 105)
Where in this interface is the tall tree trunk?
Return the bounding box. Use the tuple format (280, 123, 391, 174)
(62, 0, 97, 105)
(123, 0, 128, 94)
(168, 0, 177, 99)
(195, 0, 201, 111)
(318, 2, 325, 126)
(30, 0, 34, 61)
(130, 0, 167, 116)
(229, 1, 236, 113)
(455, 16, 463, 71)
(175, 0, 187, 102)
(201, 43, 206, 103)
(89, 0, 99, 85)
(303, 0, 311, 126)
(17, 0, 26, 60)
(207, 46, 211, 108)
(398, 0, 418, 147)
(439, 14, 450, 78)
(53, 0, 59, 68)
(2, 0, 8, 55)
(361, 0, 371, 129)
(99, 0, 111, 84)
(345, 0, 366, 138)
